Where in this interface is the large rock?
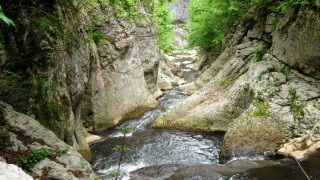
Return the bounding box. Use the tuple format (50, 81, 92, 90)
(0, 102, 97, 179)
(80, 4, 160, 132)
(0, 162, 33, 180)
(271, 6, 320, 79)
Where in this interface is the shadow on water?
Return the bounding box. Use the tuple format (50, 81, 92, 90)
(231, 152, 320, 180)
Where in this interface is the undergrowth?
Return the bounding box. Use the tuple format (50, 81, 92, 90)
(18, 148, 68, 172)
(0, 71, 69, 131)
(289, 86, 305, 121)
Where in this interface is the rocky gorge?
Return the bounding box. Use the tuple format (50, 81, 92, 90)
(151, 0, 320, 163)
(0, 0, 319, 179)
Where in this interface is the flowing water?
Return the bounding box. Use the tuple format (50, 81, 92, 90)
(90, 86, 320, 180)
(90, 86, 224, 179)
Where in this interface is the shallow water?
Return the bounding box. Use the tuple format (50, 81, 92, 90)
(90, 86, 224, 179)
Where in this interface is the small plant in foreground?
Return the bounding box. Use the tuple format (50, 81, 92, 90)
(0, 126, 13, 149)
(107, 170, 119, 180)
(252, 100, 269, 117)
(18, 148, 68, 172)
(112, 125, 132, 180)
(288, 86, 306, 121)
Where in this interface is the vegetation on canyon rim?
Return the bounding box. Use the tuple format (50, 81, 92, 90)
(186, 0, 311, 54)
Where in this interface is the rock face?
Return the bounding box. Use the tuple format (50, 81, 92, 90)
(168, 0, 190, 24)
(0, 1, 169, 161)
(151, 3, 320, 162)
(0, 102, 97, 179)
(80, 5, 160, 132)
(0, 162, 33, 180)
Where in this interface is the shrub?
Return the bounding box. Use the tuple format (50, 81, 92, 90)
(18, 148, 67, 172)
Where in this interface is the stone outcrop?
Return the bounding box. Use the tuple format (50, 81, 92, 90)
(0, 162, 33, 180)
(80, 5, 160, 132)
(151, 2, 320, 162)
(0, 102, 97, 179)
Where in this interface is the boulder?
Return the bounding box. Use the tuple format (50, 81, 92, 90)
(0, 102, 97, 179)
(0, 162, 33, 180)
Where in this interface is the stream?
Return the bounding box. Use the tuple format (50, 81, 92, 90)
(90, 86, 320, 180)
(90, 86, 224, 179)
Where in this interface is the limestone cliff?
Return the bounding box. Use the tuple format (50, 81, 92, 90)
(0, 0, 167, 162)
(80, 4, 160, 132)
(151, 1, 320, 162)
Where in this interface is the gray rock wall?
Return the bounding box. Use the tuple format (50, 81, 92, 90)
(168, 0, 190, 23)
(80, 5, 160, 132)
(0, 1, 163, 162)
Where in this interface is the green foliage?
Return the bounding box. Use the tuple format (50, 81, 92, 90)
(112, 126, 131, 152)
(258, 70, 270, 81)
(252, 100, 269, 117)
(288, 86, 305, 121)
(247, 45, 267, 62)
(0, 126, 13, 149)
(186, 0, 253, 52)
(107, 170, 118, 180)
(152, 0, 174, 53)
(105, 0, 141, 19)
(112, 145, 131, 152)
(0, 71, 68, 131)
(116, 125, 132, 134)
(18, 148, 67, 172)
(277, 0, 307, 9)
(86, 0, 174, 52)
(0, 6, 15, 27)
(186, 0, 310, 54)
(280, 67, 291, 79)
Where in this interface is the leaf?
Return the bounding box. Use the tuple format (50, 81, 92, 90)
(0, 12, 15, 27)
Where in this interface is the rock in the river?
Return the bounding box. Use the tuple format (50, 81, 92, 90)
(129, 159, 279, 180)
(0, 102, 98, 179)
(151, 2, 320, 162)
(277, 134, 320, 160)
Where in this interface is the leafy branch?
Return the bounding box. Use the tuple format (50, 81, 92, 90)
(0, 5, 15, 26)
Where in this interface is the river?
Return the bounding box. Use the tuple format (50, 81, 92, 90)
(90, 85, 319, 180)
(90, 86, 224, 179)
